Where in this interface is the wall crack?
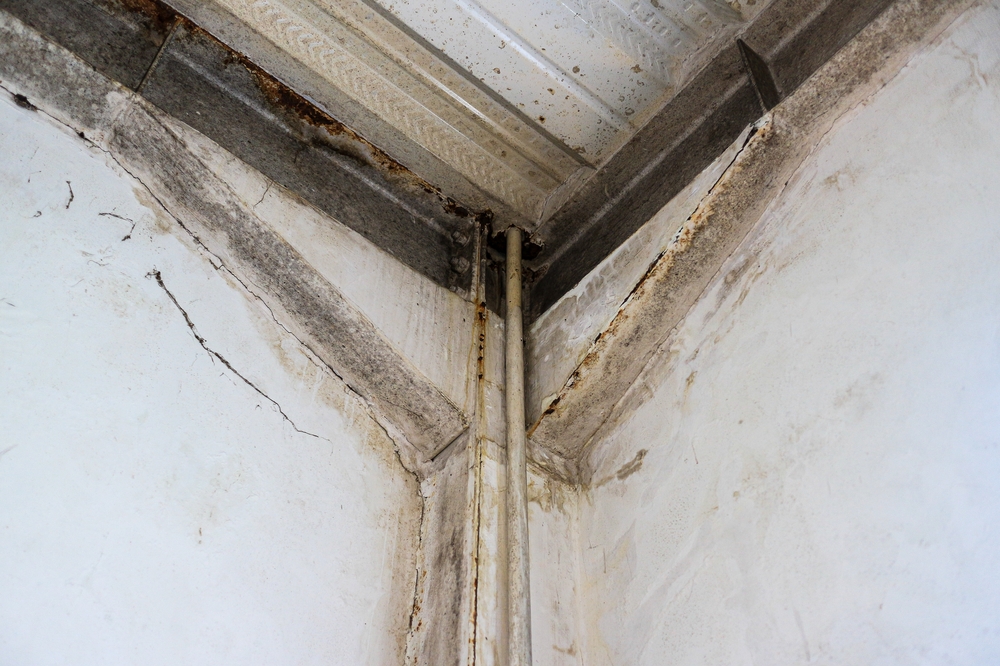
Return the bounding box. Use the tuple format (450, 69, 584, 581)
(2, 84, 429, 482)
(147, 268, 328, 442)
(99, 211, 136, 240)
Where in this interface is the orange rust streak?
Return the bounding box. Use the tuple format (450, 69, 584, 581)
(180, 22, 481, 216)
(116, 0, 176, 29)
(200, 18, 492, 222)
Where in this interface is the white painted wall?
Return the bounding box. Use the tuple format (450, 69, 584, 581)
(576, 3, 1000, 663)
(0, 92, 421, 665)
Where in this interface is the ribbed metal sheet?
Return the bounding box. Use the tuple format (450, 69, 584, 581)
(362, 0, 769, 161)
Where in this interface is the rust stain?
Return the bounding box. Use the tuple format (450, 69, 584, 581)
(590, 448, 648, 488)
(468, 298, 491, 663)
(553, 642, 578, 656)
(443, 200, 471, 219)
(615, 448, 647, 481)
(476, 301, 487, 381)
(684, 370, 697, 392)
(116, 0, 176, 30)
(527, 470, 575, 512)
(246, 64, 352, 137)
(528, 121, 774, 443)
(541, 395, 560, 416)
(183, 23, 486, 222)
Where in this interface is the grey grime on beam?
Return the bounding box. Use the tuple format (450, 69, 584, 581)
(526, 43, 762, 321)
(163, 0, 521, 232)
(0, 10, 468, 458)
(0, 0, 176, 90)
(141, 22, 477, 293)
(526, 0, 972, 483)
(526, 0, 898, 321)
(738, 39, 781, 112)
(0, 0, 479, 296)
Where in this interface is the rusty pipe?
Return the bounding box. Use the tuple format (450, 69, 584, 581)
(505, 226, 532, 666)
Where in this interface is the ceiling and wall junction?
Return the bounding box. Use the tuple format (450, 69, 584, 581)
(0, 0, 901, 320)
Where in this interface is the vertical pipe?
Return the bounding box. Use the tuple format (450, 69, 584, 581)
(505, 226, 532, 666)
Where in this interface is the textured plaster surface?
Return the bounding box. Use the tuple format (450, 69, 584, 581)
(0, 90, 420, 665)
(4, 2, 998, 664)
(577, 3, 1000, 662)
(527, 468, 583, 666)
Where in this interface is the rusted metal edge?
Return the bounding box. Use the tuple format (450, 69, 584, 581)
(525, 0, 977, 484)
(0, 9, 469, 459)
(180, 19, 485, 224)
(163, 0, 526, 226)
(0, 0, 487, 296)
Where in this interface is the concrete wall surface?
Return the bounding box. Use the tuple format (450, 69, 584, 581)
(575, 2, 1000, 663)
(527, 468, 583, 666)
(0, 91, 421, 665)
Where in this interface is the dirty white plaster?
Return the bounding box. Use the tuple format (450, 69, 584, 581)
(576, 3, 1000, 663)
(526, 125, 752, 425)
(467, 309, 509, 666)
(0, 92, 420, 665)
(172, 120, 476, 415)
(527, 467, 583, 666)
(403, 254, 511, 666)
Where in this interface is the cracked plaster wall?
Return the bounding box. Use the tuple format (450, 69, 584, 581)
(0, 88, 422, 664)
(175, 120, 477, 418)
(570, 3, 1000, 663)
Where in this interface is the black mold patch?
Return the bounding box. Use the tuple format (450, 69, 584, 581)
(12, 93, 35, 110)
(0, 0, 176, 90)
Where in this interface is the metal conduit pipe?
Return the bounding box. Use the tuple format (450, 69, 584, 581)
(505, 226, 532, 666)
